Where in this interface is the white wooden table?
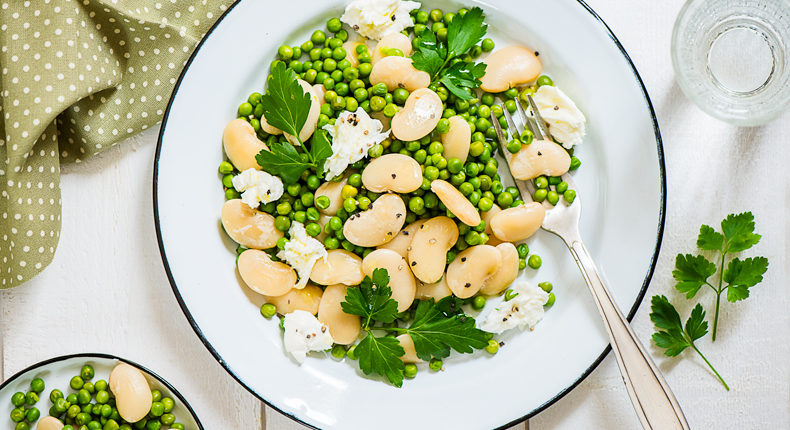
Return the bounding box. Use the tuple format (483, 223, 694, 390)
(2, 0, 788, 428)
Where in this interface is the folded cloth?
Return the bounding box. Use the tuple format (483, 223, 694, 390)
(0, 0, 235, 288)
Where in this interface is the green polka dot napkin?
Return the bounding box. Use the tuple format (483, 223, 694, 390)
(0, 0, 235, 288)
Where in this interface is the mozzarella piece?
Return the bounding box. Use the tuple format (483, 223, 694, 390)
(322, 108, 390, 180)
(479, 281, 549, 334)
(231, 168, 284, 209)
(532, 85, 586, 149)
(277, 222, 328, 289)
(341, 0, 421, 40)
(283, 310, 334, 363)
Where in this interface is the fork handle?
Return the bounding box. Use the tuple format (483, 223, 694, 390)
(567, 238, 690, 430)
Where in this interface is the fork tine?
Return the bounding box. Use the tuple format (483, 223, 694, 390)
(502, 105, 520, 138)
(527, 94, 551, 141)
(515, 99, 542, 140)
(490, 110, 509, 154)
(490, 110, 534, 203)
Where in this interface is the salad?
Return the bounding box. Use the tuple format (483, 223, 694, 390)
(218, 0, 586, 387)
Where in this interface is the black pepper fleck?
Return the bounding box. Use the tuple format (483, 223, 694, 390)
(534, 51, 540, 56)
(537, 151, 543, 156)
(391, 14, 396, 21)
(391, 173, 396, 179)
(553, 106, 559, 111)
(396, 213, 402, 218)
(461, 257, 466, 262)
(403, 231, 409, 235)
(464, 282, 471, 288)
(411, 261, 416, 266)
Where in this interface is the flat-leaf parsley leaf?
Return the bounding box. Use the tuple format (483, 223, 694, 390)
(650, 295, 729, 390)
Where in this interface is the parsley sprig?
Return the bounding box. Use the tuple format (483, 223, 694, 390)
(254, 62, 332, 183)
(341, 269, 489, 387)
(649, 296, 729, 390)
(411, 7, 488, 100)
(672, 212, 767, 340)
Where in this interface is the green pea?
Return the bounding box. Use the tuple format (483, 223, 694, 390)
(277, 45, 293, 61)
(547, 190, 560, 205)
(14, 423, 30, 430)
(464, 162, 480, 177)
(408, 196, 425, 213)
(565, 155, 581, 170)
(11, 392, 25, 407)
(340, 185, 358, 200)
(357, 51, 372, 63)
(70, 376, 84, 390)
(274, 216, 291, 232)
(392, 88, 410, 105)
(485, 339, 499, 354)
(472, 295, 486, 310)
(404, 363, 418, 379)
(358, 62, 372, 77)
(171, 424, 185, 430)
(323, 236, 339, 249)
(424, 193, 439, 209)
(328, 344, 346, 359)
(428, 358, 443, 371)
(416, 10, 429, 23)
(327, 17, 343, 33)
(528, 254, 542, 269)
(53, 397, 68, 414)
(10, 408, 25, 422)
(310, 30, 326, 45)
(66, 393, 78, 405)
(384, 92, 394, 104)
(93, 379, 107, 393)
(305, 222, 322, 237)
(67, 404, 81, 418)
(563, 189, 577, 203)
(506, 139, 522, 154)
(76, 389, 90, 405)
(221, 174, 234, 189)
(104, 419, 121, 430)
(538, 282, 554, 293)
(545, 292, 556, 307)
(383, 103, 399, 117)
(537, 75, 554, 87)
(553, 181, 568, 194)
(217, 161, 235, 176)
(481, 38, 495, 52)
(464, 231, 482, 246)
(148, 401, 164, 418)
(533, 176, 549, 189)
(100, 403, 111, 417)
(530, 188, 546, 202)
(443, 158, 462, 174)
(368, 95, 387, 112)
(511, 244, 527, 260)
(424, 166, 439, 181)
(303, 69, 318, 84)
(75, 412, 91, 425)
(237, 102, 253, 117)
(146, 421, 162, 430)
(496, 191, 514, 207)
(503, 87, 519, 100)
(342, 197, 357, 213)
(469, 141, 484, 157)
(311, 194, 330, 210)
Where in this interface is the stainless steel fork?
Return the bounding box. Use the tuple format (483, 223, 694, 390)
(491, 97, 690, 430)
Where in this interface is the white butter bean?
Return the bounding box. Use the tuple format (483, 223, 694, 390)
(446, 245, 502, 298)
(377, 219, 426, 258)
(441, 116, 471, 164)
(343, 193, 407, 247)
(109, 363, 152, 424)
(264, 283, 323, 315)
(391, 88, 442, 141)
(318, 284, 361, 344)
(480, 46, 543, 93)
(480, 242, 520, 295)
(489, 202, 546, 242)
(222, 118, 268, 171)
(416, 276, 452, 301)
(369, 56, 430, 92)
(362, 249, 416, 312)
(37, 416, 64, 430)
(237, 249, 297, 297)
(310, 249, 365, 286)
(507, 139, 571, 180)
(407, 216, 459, 283)
(361, 153, 422, 193)
(221, 199, 283, 250)
(431, 179, 482, 227)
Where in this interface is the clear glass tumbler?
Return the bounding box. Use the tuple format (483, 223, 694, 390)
(672, 0, 790, 126)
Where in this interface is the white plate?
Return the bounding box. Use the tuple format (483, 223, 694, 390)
(0, 354, 203, 429)
(154, 0, 665, 428)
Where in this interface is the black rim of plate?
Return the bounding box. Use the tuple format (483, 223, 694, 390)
(152, 0, 666, 428)
(0, 353, 204, 429)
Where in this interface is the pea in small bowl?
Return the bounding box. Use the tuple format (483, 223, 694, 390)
(0, 353, 203, 430)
